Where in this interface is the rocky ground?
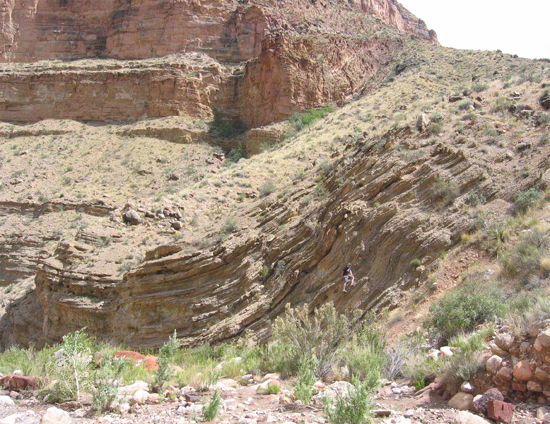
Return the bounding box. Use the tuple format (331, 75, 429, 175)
(0, 376, 547, 424)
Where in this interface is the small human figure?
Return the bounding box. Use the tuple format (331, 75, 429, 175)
(342, 264, 355, 293)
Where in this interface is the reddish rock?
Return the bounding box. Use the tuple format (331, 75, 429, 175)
(496, 367, 513, 382)
(527, 381, 543, 392)
(487, 400, 515, 423)
(114, 351, 159, 371)
(472, 388, 504, 415)
(0, 375, 38, 391)
(511, 381, 527, 392)
(513, 361, 532, 381)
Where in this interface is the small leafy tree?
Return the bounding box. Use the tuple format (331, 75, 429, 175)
(92, 357, 128, 415)
(155, 330, 180, 389)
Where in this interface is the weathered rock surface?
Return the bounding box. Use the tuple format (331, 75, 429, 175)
(0, 0, 436, 126)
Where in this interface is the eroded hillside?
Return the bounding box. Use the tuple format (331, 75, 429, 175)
(1, 36, 548, 348)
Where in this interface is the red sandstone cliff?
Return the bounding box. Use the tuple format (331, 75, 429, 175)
(0, 0, 436, 63)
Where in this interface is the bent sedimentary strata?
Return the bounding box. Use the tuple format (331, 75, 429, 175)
(2, 130, 496, 349)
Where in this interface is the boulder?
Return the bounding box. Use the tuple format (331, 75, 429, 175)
(118, 380, 149, 396)
(472, 388, 504, 415)
(41, 407, 72, 424)
(440, 346, 454, 357)
(539, 91, 550, 110)
(486, 355, 503, 374)
(416, 113, 430, 132)
(0, 376, 38, 391)
(487, 400, 515, 424)
(488, 342, 508, 357)
(312, 381, 353, 404)
(131, 389, 149, 405)
(494, 333, 514, 352)
(460, 382, 475, 394)
(513, 361, 532, 381)
(0, 395, 15, 406)
(536, 328, 550, 349)
(495, 366, 513, 382)
(448, 392, 473, 410)
(122, 209, 142, 225)
(526, 381, 543, 392)
(452, 411, 491, 424)
(114, 351, 159, 371)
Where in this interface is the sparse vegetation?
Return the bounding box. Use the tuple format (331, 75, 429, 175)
(513, 188, 543, 214)
(202, 391, 222, 422)
(324, 377, 375, 424)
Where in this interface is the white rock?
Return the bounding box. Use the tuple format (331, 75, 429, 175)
(0, 395, 15, 406)
(382, 418, 411, 424)
(0, 413, 29, 424)
(12, 371, 22, 376)
(131, 389, 149, 405)
(117, 403, 130, 415)
(440, 346, 454, 357)
(452, 411, 491, 424)
(485, 355, 502, 374)
(460, 382, 475, 394)
(41, 407, 72, 424)
(448, 392, 474, 410)
(118, 380, 149, 396)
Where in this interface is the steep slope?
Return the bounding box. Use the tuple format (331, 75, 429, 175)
(1, 41, 548, 349)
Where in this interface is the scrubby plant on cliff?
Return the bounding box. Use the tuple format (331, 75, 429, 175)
(424, 282, 506, 343)
(429, 178, 460, 206)
(155, 330, 180, 390)
(345, 326, 385, 388)
(202, 390, 222, 422)
(209, 110, 247, 138)
(513, 188, 543, 214)
(500, 227, 549, 285)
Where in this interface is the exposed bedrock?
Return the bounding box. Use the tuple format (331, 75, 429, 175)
(1, 133, 488, 350)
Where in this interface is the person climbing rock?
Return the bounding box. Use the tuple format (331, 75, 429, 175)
(342, 264, 355, 293)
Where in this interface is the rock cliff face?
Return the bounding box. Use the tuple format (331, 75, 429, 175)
(1, 130, 488, 349)
(0, 0, 436, 126)
(0, 0, 435, 63)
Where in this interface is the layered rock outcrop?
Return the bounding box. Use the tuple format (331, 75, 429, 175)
(2, 129, 490, 349)
(0, 0, 436, 126)
(0, 0, 436, 63)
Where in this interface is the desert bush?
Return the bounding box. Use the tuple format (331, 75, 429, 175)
(209, 111, 247, 138)
(402, 354, 441, 390)
(430, 112, 444, 123)
(424, 283, 506, 342)
(293, 356, 318, 404)
(506, 292, 550, 336)
(472, 82, 488, 93)
(202, 391, 222, 422)
(457, 99, 473, 110)
(500, 228, 549, 285)
(92, 357, 128, 415)
(222, 217, 239, 234)
(155, 331, 180, 390)
(259, 181, 276, 197)
(427, 122, 443, 135)
(429, 178, 460, 206)
(345, 327, 385, 388)
(383, 336, 423, 380)
(491, 97, 512, 113)
(324, 377, 375, 424)
(513, 188, 543, 214)
(289, 106, 334, 133)
(271, 303, 357, 379)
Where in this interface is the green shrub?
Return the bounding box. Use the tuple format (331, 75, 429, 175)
(457, 99, 473, 110)
(345, 327, 385, 388)
(324, 377, 375, 424)
(289, 106, 334, 133)
(202, 391, 222, 422)
(513, 188, 543, 214)
(259, 181, 276, 197)
(402, 355, 441, 390)
(155, 331, 180, 390)
(93, 357, 128, 415)
(472, 82, 488, 93)
(209, 111, 247, 138)
(500, 228, 549, 284)
(293, 356, 317, 404)
(222, 217, 239, 234)
(430, 112, 444, 123)
(427, 122, 443, 135)
(266, 384, 281, 394)
(429, 178, 460, 206)
(424, 283, 506, 342)
(492, 97, 512, 113)
(271, 303, 356, 379)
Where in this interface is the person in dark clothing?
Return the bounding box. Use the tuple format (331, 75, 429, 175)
(342, 264, 355, 293)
